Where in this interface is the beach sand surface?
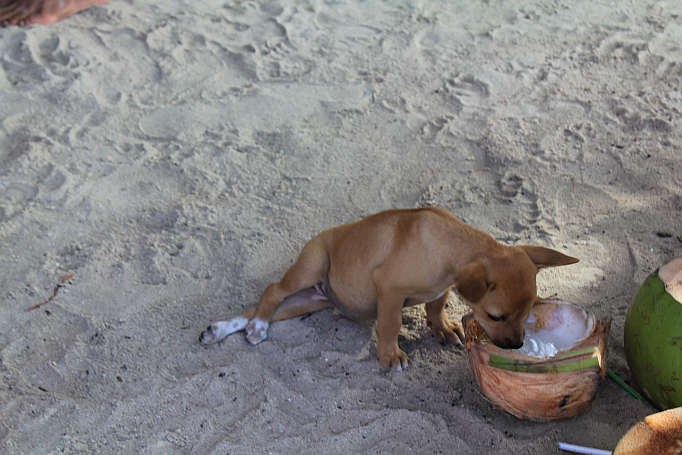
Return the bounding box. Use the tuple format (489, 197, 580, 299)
(1, 0, 680, 453)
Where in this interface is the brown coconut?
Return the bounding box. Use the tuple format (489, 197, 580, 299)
(464, 299, 611, 422)
(613, 407, 682, 455)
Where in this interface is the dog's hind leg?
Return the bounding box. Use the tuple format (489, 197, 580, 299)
(199, 310, 253, 345)
(199, 286, 332, 345)
(245, 236, 331, 344)
(200, 235, 332, 345)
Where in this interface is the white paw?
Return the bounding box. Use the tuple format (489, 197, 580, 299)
(246, 319, 269, 345)
(199, 317, 248, 344)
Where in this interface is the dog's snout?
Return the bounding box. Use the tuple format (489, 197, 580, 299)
(493, 338, 524, 350)
(506, 339, 524, 350)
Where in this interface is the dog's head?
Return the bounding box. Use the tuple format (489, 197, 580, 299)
(455, 246, 578, 349)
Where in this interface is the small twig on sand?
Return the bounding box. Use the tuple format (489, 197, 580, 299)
(27, 274, 74, 311)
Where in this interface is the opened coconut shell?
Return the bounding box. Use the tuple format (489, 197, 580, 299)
(464, 299, 611, 422)
(613, 407, 682, 455)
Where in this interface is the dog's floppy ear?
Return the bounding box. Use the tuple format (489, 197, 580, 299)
(519, 246, 579, 269)
(455, 261, 491, 303)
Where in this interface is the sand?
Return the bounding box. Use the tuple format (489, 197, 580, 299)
(1, 0, 680, 453)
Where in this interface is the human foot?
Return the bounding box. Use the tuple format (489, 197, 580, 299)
(0, 0, 111, 26)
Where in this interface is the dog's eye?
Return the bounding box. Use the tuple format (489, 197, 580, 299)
(487, 313, 507, 322)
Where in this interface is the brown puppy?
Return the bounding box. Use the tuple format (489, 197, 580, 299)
(200, 207, 578, 371)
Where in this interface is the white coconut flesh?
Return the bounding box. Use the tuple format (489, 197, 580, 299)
(512, 302, 595, 358)
(658, 256, 682, 304)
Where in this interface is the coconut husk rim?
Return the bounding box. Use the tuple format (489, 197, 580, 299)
(464, 299, 612, 421)
(613, 407, 682, 455)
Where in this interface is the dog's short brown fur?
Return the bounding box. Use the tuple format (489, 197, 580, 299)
(200, 207, 578, 370)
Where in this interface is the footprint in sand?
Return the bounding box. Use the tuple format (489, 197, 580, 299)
(0, 183, 37, 222)
(609, 101, 673, 134)
(36, 35, 71, 67)
(496, 171, 542, 234)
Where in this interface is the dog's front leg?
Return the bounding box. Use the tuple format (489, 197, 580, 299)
(425, 289, 465, 345)
(375, 289, 409, 371)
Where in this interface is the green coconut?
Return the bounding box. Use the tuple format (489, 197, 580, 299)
(624, 257, 682, 410)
